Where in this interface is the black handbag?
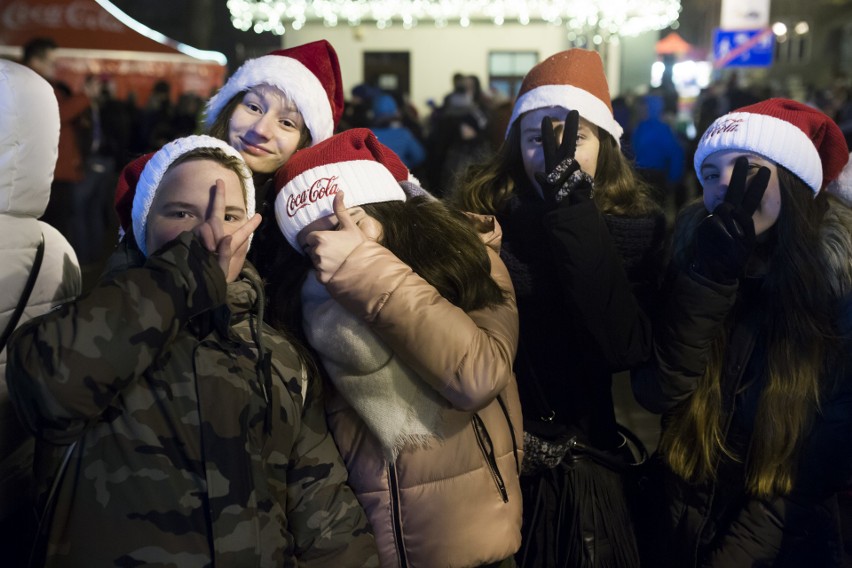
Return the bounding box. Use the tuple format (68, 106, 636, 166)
(517, 342, 649, 568)
(517, 338, 648, 475)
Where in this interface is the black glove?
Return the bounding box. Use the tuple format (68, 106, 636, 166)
(692, 156, 771, 283)
(534, 110, 595, 207)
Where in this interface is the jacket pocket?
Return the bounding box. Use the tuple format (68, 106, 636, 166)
(472, 413, 509, 502)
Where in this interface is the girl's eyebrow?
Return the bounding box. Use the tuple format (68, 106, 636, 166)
(161, 200, 202, 210)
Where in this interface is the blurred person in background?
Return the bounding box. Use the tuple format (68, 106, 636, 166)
(632, 94, 685, 216)
(22, 37, 92, 245)
(370, 92, 426, 175)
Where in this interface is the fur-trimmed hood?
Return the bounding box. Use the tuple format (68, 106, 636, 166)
(820, 196, 852, 300)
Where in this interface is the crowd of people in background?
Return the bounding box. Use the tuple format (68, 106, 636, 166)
(15, 36, 852, 289)
(1, 34, 851, 567)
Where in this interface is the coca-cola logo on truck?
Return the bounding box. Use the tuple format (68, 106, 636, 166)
(2, 1, 124, 33)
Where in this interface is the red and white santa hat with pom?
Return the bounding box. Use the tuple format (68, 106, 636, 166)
(273, 128, 424, 252)
(694, 98, 849, 194)
(203, 40, 343, 145)
(114, 135, 255, 256)
(506, 48, 623, 144)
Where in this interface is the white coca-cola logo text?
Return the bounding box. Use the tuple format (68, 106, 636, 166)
(2, 1, 124, 33)
(704, 117, 743, 139)
(286, 176, 340, 217)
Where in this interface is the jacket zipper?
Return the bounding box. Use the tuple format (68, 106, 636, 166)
(472, 413, 509, 502)
(388, 462, 409, 568)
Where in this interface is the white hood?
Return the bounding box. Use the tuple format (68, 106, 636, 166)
(0, 60, 60, 218)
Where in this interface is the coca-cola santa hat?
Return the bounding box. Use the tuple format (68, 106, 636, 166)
(114, 135, 256, 256)
(694, 98, 849, 193)
(274, 128, 419, 252)
(203, 39, 344, 144)
(506, 48, 623, 144)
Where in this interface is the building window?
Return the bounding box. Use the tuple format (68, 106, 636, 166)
(775, 33, 811, 65)
(489, 51, 538, 99)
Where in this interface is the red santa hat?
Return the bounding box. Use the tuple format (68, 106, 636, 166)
(694, 98, 849, 193)
(273, 128, 416, 251)
(203, 39, 343, 144)
(506, 48, 623, 144)
(114, 135, 256, 256)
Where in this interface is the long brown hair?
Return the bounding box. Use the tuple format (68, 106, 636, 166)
(449, 114, 657, 218)
(661, 167, 836, 498)
(361, 196, 508, 312)
(268, 195, 508, 335)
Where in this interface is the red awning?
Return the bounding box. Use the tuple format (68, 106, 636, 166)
(0, 0, 226, 104)
(656, 32, 693, 56)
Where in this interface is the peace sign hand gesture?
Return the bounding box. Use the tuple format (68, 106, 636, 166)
(692, 156, 771, 283)
(192, 179, 262, 283)
(302, 191, 382, 285)
(534, 109, 595, 207)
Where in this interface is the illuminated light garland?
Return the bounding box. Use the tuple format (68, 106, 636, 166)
(227, 0, 681, 39)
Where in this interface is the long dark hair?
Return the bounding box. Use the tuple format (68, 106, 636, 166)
(662, 167, 837, 497)
(267, 195, 508, 336)
(361, 196, 508, 312)
(450, 114, 657, 218)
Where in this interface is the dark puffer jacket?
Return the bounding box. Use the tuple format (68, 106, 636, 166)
(633, 199, 852, 567)
(499, 186, 665, 567)
(6, 233, 378, 567)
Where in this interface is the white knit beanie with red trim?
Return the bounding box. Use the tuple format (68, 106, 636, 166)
(114, 135, 255, 256)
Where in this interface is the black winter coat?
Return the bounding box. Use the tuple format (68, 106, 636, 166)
(499, 190, 664, 449)
(633, 201, 852, 567)
(500, 186, 665, 568)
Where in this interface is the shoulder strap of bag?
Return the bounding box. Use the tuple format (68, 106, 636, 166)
(28, 440, 77, 568)
(0, 234, 45, 352)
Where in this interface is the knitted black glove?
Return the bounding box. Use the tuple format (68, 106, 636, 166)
(692, 156, 771, 283)
(534, 110, 595, 207)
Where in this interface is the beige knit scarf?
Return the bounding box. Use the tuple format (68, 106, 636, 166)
(301, 273, 449, 459)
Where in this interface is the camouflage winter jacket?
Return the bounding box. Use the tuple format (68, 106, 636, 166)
(6, 232, 378, 567)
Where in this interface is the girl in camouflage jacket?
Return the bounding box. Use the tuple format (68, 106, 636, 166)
(6, 135, 378, 567)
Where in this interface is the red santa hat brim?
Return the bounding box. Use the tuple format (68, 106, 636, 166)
(694, 99, 848, 194)
(203, 40, 343, 145)
(273, 128, 418, 252)
(508, 84, 623, 143)
(505, 48, 623, 144)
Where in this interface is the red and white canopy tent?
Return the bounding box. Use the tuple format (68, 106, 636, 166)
(0, 0, 227, 104)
